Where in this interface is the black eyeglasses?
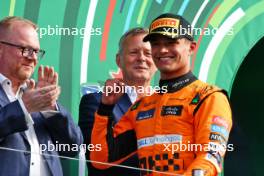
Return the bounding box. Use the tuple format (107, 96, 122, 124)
(0, 41, 45, 59)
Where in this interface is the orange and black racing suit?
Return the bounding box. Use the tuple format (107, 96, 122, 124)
(90, 72, 232, 176)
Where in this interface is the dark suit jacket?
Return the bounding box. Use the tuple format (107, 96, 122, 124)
(78, 92, 140, 176)
(0, 86, 83, 176)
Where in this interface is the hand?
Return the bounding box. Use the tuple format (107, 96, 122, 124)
(101, 79, 125, 105)
(22, 79, 61, 113)
(37, 65, 58, 88)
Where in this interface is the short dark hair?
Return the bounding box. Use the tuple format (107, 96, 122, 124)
(118, 27, 149, 54)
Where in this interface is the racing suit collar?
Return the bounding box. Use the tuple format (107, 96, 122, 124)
(159, 71, 197, 93)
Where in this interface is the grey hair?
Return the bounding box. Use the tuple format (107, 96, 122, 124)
(118, 27, 149, 54)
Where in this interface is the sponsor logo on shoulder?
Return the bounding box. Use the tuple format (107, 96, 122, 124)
(208, 142, 226, 156)
(208, 149, 223, 164)
(212, 116, 229, 129)
(211, 125, 229, 138)
(161, 105, 183, 116)
(209, 133, 227, 144)
(136, 108, 155, 121)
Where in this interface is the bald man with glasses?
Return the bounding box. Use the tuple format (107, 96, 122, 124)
(0, 16, 82, 176)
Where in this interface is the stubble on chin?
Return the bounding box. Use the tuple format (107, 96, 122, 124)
(18, 69, 33, 81)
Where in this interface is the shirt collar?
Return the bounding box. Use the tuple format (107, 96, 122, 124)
(159, 71, 197, 93)
(125, 86, 137, 103)
(0, 73, 8, 85)
(0, 73, 27, 92)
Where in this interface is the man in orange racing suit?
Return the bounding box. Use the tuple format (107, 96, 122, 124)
(90, 13, 232, 176)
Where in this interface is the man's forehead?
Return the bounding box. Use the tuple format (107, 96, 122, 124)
(6, 21, 40, 48)
(9, 21, 36, 31)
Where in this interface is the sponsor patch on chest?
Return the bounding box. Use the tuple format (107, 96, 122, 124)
(161, 105, 183, 116)
(136, 109, 155, 120)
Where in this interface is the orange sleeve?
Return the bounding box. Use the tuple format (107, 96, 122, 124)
(185, 92, 233, 176)
(90, 104, 137, 169)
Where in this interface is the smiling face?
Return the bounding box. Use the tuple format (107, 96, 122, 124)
(149, 35, 196, 80)
(0, 21, 39, 84)
(116, 33, 156, 85)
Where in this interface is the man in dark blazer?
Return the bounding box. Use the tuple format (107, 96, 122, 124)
(79, 27, 157, 176)
(0, 16, 82, 176)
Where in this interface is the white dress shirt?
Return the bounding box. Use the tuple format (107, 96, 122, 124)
(0, 74, 50, 176)
(125, 86, 138, 104)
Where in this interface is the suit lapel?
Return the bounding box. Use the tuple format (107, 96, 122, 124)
(0, 85, 29, 143)
(113, 94, 132, 122)
(0, 86, 9, 106)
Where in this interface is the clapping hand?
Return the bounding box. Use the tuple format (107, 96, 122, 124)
(22, 66, 61, 112)
(37, 65, 58, 88)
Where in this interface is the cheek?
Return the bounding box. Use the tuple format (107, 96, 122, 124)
(123, 60, 132, 70)
(149, 63, 157, 73)
(174, 47, 188, 58)
(122, 56, 134, 65)
(179, 46, 190, 56)
(146, 57, 155, 65)
(122, 60, 133, 72)
(172, 47, 182, 55)
(152, 49, 159, 57)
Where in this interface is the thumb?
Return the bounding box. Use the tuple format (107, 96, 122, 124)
(26, 79, 35, 90)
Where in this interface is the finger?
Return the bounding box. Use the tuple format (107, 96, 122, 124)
(25, 79, 31, 88)
(48, 67, 58, 85)
(44, 66, 50, 82)
(104, 79, 114, 92)
(50, 87, 61, 101)
(111, 79, 125, 93)
(27, 79, 35, 90)
(30, 79, 36, 89)
(47, 67, 55, 84)
(116, 78, 124, 82)
(57, 86, 61, 96)
(38, 65, 44, 83)
(42, 88, 60, 106)
(103, 80, 111, 96)
(116, 79, 125, 87)
(51, 72, 58, 85)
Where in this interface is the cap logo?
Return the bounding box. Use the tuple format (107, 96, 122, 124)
(150, 18, 180, 32)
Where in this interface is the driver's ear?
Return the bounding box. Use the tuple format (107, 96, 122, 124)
(189, 41, 197, 53)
